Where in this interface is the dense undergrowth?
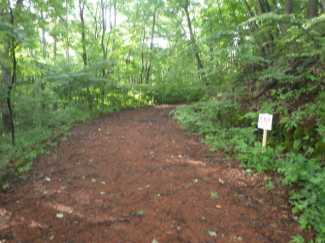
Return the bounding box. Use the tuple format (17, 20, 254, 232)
(172, 84, 325, 242)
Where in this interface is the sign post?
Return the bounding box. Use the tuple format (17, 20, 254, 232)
(258, 113, 273, 152)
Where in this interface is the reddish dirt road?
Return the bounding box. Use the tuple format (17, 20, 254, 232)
(0, 105, 312, 243)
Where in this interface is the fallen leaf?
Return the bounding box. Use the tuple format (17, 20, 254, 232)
(136, 210, 144, 216)
(216, 204, 222, 209)
(208, 231, 217, 236)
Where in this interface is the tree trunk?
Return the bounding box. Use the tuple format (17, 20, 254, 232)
(1, 0, 18, 145)
(140, 9, 146, 84)
(79, 0, 87, 67)
(66, 0, 70, 65)
(40, 11, 46, 119)
(145, 1, 157, 84)
(308, 0, 318, 18)
(282, 0, 292, 33)
(321, 0, 325, 12)
(1, 45, 13, 135)
(100, 0, 107, 108)
(256, 0, 274, 49)
(183, 0, 207, 84)
(243, 0, 268, 56)
(284, 0, 293, 14)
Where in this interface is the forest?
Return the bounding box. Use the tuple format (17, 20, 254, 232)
(1, 0, 325, 242)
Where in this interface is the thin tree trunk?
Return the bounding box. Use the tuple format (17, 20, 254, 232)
(40, 11, 46, 126)
(256, 0, 266, 14)
(321, 0, 325, 12)
(66, 0, 70, 65)
(52, 19, 58, 62)
(256, 0, 274, 49)
(183, 0, 207, 84)
(79, 0, 87, 67)
(282, 0, 292, 33)
(243, 0, 268, 56)
(145, 1, 157, 84)
(140, 9, 146, 84)
(100, 0, 107, 108)
(308, 0, 318, 18)
(52, 19, 58, 112)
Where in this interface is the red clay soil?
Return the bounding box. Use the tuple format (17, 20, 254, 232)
(0, 105, 313, 243)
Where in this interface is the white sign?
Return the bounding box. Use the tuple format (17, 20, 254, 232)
(258, 113, 273, 131)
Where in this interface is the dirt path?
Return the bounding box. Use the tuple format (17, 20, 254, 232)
(0, 105, 312, 243)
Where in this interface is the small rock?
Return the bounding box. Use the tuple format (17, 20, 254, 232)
(99, 191, 105, 195)
(50, 235, 55, 241)
(218, 178, 225, 184)
(208, 231, 217, 237)
(152, 239, 159, 243)
(176, 226, 182, 231)
(45, 177, 51, 182)
(56, 213, 64, 219)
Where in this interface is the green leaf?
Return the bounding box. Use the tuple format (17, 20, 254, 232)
(136, 210, 144, 216)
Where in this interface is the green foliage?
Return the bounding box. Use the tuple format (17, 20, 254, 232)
(210, 192, 218, 199)
(290, 235, 305, 243)
(2, 183, 11, 190)
(173, 96, 325, 242)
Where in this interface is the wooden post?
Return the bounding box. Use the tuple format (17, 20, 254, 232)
(262, 129, 268, 153)
(258, 113, 273, 153)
